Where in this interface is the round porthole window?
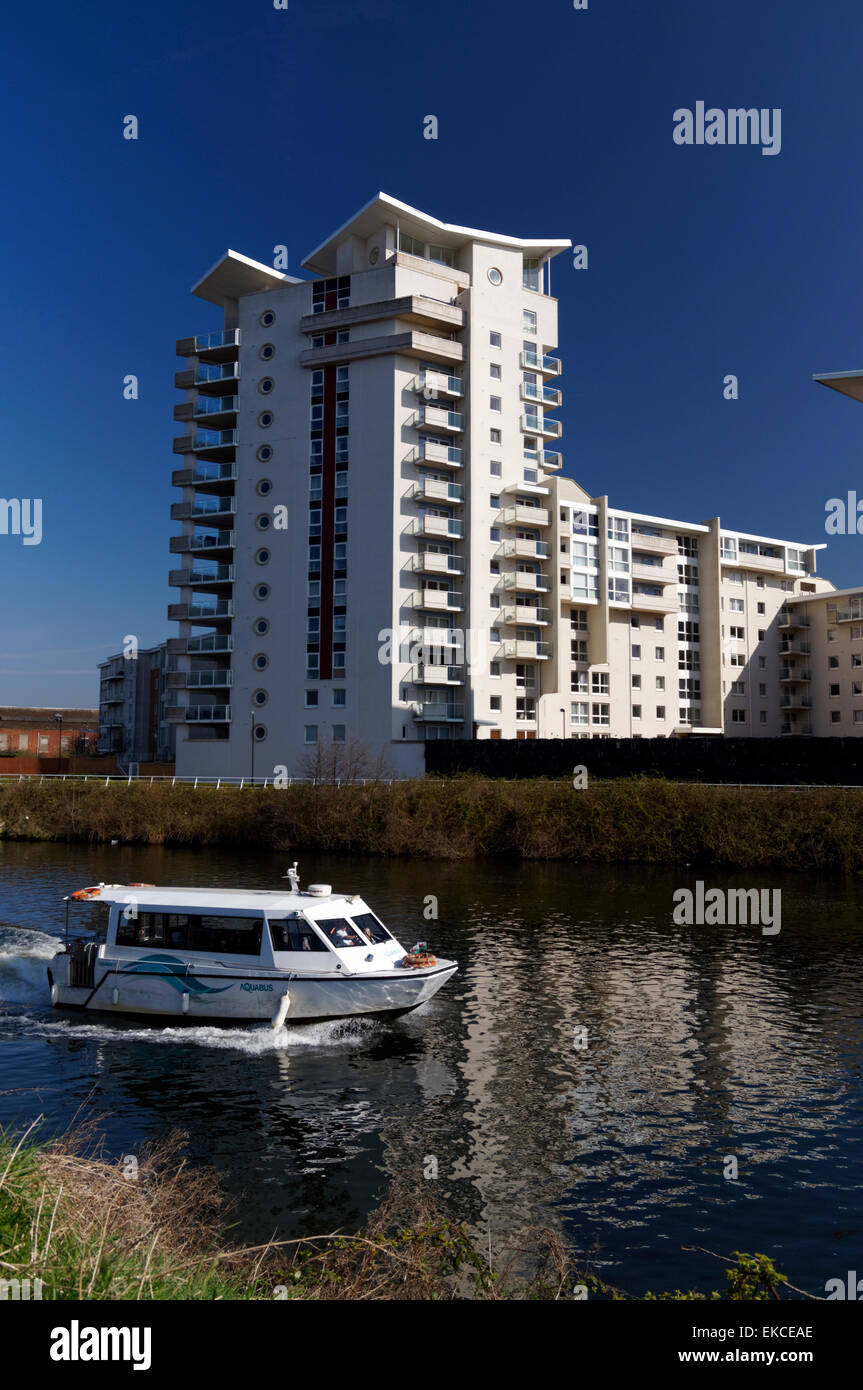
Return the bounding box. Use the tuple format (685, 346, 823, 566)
(257, 444, 273, 462)
(259, 343, 275, 360)
(254, 617, 270, 636)
(487, 267, 502, 285)
(256, 478, 272, 497)
(257, 410, 274, 427)
(259, 311, 276, 327)
(254, 582, 270, 601)
(255, 547, 270, 565)
(258, 379, 274, 395)
(252, 689, 268, 707)
(253, 653, 269, 671)
(255, 513, 271, 531)
(253, 723, 267, 741)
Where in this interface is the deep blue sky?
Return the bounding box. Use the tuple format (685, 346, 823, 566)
(3, 0, 863, 706)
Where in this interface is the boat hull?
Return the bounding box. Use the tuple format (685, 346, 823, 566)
(47, 952, 456, 1024)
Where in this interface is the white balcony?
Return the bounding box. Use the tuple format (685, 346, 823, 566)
(411, 370, 464, 399)
(411, 478, 463, 503)
(410, 589, 465, 612)
(407, 664, 465, 686)
(413, 440, 463, 469)
(519, 350, 562, 376)
(501, 538, 550, 559)
(501, 570, 550, 592)
(414, 406, 464, 433)
(521, 414, 562, 439)
(411, 515, 464, 539)
(184, 704, 232, 723)
(501, 639, 552, 660)
(414, 702, 465, 722)
(502, 606, 552, 625)
(520, 382, 562, 408)
(503, 504, 550, 528)
(409, 551, 465, 576)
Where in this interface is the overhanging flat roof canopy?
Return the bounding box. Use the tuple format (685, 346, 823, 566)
(303, 192, 571, 276)
(192, 250, 304, 307)
(813, 369, 863, 404)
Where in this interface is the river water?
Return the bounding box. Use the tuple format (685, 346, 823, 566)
(1, 838, 861, 1297)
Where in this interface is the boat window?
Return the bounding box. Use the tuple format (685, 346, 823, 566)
(269, 919, 329, 953)
(316, 916, 366, 948)
(116, 911, 263, 955)
(349, 911, 393, 944)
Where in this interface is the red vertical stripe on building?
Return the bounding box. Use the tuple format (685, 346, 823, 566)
(319, 364, 337, 679)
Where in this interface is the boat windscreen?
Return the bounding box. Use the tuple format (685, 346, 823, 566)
(315, 916, 367, 948)
(349, 911, 393, 944)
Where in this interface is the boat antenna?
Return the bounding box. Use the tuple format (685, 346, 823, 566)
(284, 862, 300, 892)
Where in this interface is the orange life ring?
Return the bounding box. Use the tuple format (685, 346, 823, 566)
(71, 887, 100, 900)
(401, 953, 436, 968)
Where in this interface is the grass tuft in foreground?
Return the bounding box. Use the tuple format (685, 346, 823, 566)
(0, 1122, 797, 1300)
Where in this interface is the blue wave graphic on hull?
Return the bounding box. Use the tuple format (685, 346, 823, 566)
(120, 954, 234, 995)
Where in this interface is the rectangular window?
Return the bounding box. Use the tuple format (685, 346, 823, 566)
(591, 702, 610, 726)
(332, 690, 346, 707)
(490, 395, 502, 412)
(490, 363, 501, 380)
(632, 705, 642, 719)
(490, 460, 502, 476)
(490, 331, 501, 348)
(631, 645, 641, 659)
(656, 705, 666, 720)
(731, 709, 747, 723)
(332, 725, 346, 742)
(523, 309, 537, 333)
(304, 725, 318, 743)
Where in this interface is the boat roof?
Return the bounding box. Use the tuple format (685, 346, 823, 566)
(67, 884, 363, 913)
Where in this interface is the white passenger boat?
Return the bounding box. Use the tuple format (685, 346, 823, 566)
(47, 865, 457, 1025)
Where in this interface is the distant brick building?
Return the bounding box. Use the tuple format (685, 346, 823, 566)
(0, 707, 99, 757)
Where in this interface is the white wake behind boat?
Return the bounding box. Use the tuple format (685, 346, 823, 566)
(47, 864, 457, 1025)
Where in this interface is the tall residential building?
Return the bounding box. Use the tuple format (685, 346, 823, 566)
(98, 643, 175, 765)
(167, 195, 847, 776)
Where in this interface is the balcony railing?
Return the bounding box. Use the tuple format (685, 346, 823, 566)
(185, 530, 235, 551)
(521, 414, 562, 439)
(779, 641, 812, 656)
(194, 330, 239, 352)
(184, 704, 232, 723)
(193, 395, 239, 417)
(414, 440, 463, 468)
(186, 634, 233, 653)
(407, 664, 465, 685)
(410, 516, 464, 539)
(501, 570, 550, 591)
(195, 361, 239, 385)
(414, 703, 465, 722)
(411, 589, 464, 611)
(520, 383, 562, 407)
(185, 670, 233, 688)
(411, 479, 463, 503)
(412, 371, 464, 398)
(541, 450, 563, 470)
(192, 428, 238, 450)
(410, 551, 465, 575)
(519, 350, 562, 376)
(501, 538, 549, 559)
(415, 407, 464, 432)
(502, 606, 552, 625)
(501, 639, 552, 659)
(503, 505, 550, 528)
(169, 600, 234, 621)
(779, 667, 812, 682)
(778, 610, 811, 629)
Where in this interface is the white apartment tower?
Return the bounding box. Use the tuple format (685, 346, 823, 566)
(168, 194, 839, 776)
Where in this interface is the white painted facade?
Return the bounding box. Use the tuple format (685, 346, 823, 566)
(168, 195, 845, 774)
